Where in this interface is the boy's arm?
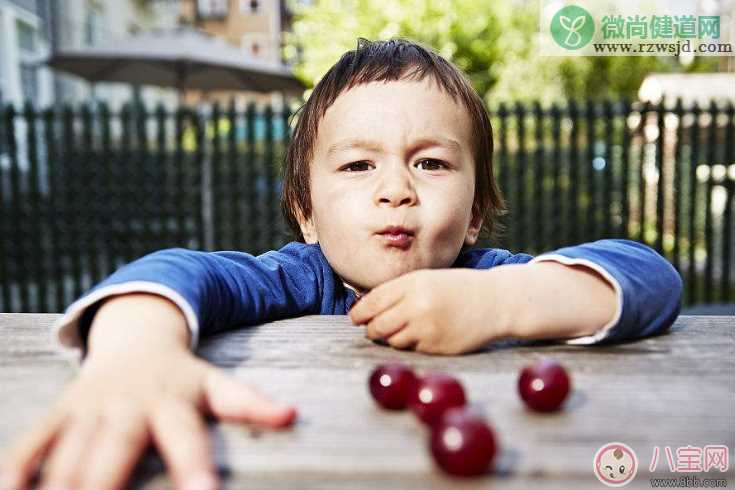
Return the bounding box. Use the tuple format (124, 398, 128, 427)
(497, 239, 683, 344)
(54, 243, 326, 357)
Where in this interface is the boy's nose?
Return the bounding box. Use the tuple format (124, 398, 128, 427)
(374, 166, 417, 207)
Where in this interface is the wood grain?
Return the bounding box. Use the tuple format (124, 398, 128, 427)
(1, 314, 733, 489)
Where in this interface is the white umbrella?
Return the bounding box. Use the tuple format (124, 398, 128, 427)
(45, 27, 304, 94)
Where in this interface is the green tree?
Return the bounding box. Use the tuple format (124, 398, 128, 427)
(283, 0, 514, 102)
(283, 0, 722, 104)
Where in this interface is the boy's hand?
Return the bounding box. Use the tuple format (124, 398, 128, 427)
(348, 268, 518, 355)
(1, 348, 297, 490)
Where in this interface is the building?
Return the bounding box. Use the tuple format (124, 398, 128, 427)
(48, 0, 181, 109)
(0, 0, 54, 109)
(178, 0, 305, 106)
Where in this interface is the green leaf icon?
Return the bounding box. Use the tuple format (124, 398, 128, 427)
(551, 6, 595, 50)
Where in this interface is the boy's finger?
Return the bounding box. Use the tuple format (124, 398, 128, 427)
(1, 409, 65, 488)
(348, 280, 406, 326)
(80, 409, 149, 490)
(204, 369, 297, 428)
(40, 413, 100, 488)
(365, 301, 409, 340)
(386, 325, 418, 351)
(149, 398, 218, 490)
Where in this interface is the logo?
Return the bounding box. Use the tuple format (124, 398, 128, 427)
(594, 442, 638, 487)
(551, 5, 595, 49)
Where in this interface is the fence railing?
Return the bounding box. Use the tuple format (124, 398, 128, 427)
(0, 98, 733, 313)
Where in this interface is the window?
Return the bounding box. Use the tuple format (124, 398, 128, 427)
(240, 0, 260, 13)
(197, 0, 228, 18)
(20, 64, 38, 103)
(242, 34, 268, 59)
(15, 19, 39, 104)
(0, 54, 4, 107)
(16, 20, 35, 52)
(85, 7, 102, 45)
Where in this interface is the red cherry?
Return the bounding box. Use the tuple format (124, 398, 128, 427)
(430, 407, 497, 476)
(368, 362, 417, 410)
(518, 358, 571, 412)
(409, 372, 467, 426)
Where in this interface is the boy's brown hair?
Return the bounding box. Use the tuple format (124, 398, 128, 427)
(281, 37, 507, 248)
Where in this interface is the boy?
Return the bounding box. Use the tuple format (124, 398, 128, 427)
(1, 38, 682, 490)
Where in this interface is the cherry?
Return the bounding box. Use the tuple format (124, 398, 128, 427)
(517, 358, 571, 412)
(409, 372, 467, 426)
(368, 362, 418, 410)
(430, 407, 497, 476)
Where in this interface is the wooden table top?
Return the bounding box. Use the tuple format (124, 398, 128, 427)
(1, 313, 733, 489)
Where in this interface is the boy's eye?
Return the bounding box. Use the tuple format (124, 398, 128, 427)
(416, 158, 447, 171)
(341, 159, 448, 172)
(343, 161, 372, 172)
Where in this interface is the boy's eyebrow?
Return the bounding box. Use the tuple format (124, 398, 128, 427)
(326, 136, 462, 157)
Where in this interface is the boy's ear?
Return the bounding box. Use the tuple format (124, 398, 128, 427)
(297, 208, 319, 244)
(463, 205, 483, 247)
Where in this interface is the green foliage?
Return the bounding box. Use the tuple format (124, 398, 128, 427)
(283, 0, 723, 104)
(557, 55, 721, 100)
(283, 0, 509, 99)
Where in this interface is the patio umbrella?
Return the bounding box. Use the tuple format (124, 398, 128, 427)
(45, 27, 305, 95)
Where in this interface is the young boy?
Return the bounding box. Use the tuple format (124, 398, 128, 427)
(1, 38, 682, 490)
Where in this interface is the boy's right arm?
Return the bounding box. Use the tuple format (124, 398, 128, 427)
(2, 293, 297, 490)
(55, 244, 326, 355)
(0, 241, 325, 490)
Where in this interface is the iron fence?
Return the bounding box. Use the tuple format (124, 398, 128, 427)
(0, 98, 732, 312)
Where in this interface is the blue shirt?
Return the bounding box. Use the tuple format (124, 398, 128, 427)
(53, 238, 683, 353)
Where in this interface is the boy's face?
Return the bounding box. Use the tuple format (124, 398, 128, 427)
(298, 78, 482, 293)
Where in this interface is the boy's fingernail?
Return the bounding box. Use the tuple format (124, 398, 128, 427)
(183, 473, 218, 490)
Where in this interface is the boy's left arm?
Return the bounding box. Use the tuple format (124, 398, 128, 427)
(349, 239, 683, 354)
(512, 238, 683, 345)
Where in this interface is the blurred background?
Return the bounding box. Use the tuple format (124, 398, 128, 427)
(0, 0, 733, 314)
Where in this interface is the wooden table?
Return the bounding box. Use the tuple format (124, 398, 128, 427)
(1, 314, 733, 489)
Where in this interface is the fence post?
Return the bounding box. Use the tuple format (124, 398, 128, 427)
(673, 98, 684, 274)
(193, 109, 209, 250)
(496, 102, 509, 248)
(585, 98, 597, 242)
(568, 99, 580, 244)
(280, 101, 292, 243)
(98, 102, 114, 277)
(0, 106, 13, 311)
(721, 102, 734, 302)
(704, 101, 718, 302)
(687, 102, 701, 304)
(245, 102, 258, 252)
(514, 101, 527, 251)
(637, 101, 650, 244)
(24, 102, 46, 311)
(228, 98, 239, 250)
(80, 103, 98, 289)
(174, 107, 186, 247)
(602, 98, 614, 239)
(550, 102, 562, 251)
(264, 104, 275, 250)
(155, 103, 169, 247)
(533, 101, 544, 254)
(655, 101, 666, 255)
(620, 97, 632, 239)
(211, 101, 222, 250)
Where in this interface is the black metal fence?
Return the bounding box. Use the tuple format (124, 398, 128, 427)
(0, 98, 733, 313)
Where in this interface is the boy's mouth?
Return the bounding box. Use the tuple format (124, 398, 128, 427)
(376, 226, 415, 250)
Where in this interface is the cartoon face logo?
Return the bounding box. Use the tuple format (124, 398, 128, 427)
(594, 442, 638, 487)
